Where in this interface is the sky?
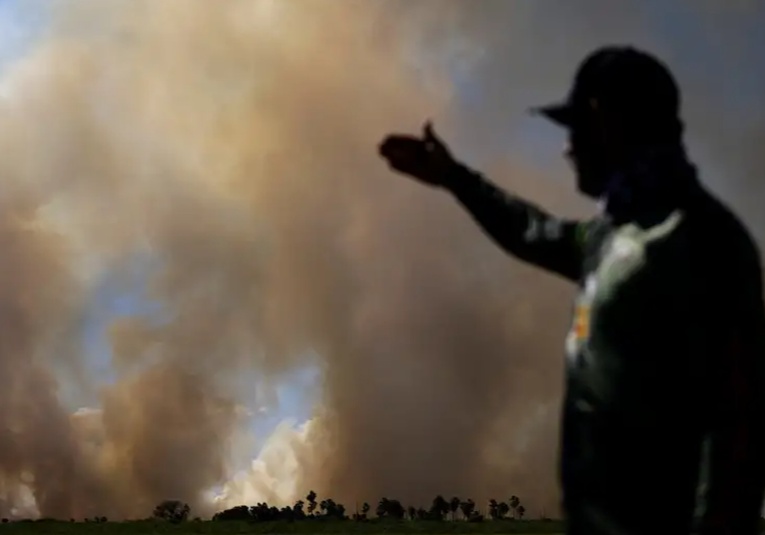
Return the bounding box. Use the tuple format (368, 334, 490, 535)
(0, 0, 761, 463)
(453, 0, 765, 168)
(0, 0, 322, 439)
(51, 0, 762, 439)
(0, 0, 762, 520)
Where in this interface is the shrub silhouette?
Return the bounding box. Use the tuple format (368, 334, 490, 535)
(152, 500, 191, 523)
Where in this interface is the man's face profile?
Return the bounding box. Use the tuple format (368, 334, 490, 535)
(566, 119, 612, 199)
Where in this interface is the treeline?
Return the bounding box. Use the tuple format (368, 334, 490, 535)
(0, 493, 535, 525)
(209, 491, 530, 523)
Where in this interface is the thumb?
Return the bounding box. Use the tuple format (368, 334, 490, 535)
(423, 120, 444, 148)
(422, 120, 443, 145)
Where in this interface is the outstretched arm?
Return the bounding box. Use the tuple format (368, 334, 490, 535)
(444, 162, 588, 282)
(378, 122, 588, 281)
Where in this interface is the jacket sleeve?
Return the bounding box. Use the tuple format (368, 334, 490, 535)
(444, 163, 587, 282)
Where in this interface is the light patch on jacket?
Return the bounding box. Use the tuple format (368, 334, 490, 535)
(566, 275, 598, 363)
(573, 303, 591, 340)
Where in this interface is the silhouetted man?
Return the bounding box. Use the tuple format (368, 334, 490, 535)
(379, 46, 765, 535)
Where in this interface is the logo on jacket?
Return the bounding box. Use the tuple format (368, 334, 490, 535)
(566, 276, 597, 361)
(573, 303, 591, 340)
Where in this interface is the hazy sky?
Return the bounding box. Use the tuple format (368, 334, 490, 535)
(0, 0, 322, 439)
(1, 0, 760, 444)
(0, 0, 762, 520)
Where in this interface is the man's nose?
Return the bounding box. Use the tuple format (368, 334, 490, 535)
(563, 141, 573, 160)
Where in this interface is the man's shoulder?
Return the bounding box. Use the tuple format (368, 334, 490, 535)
(686, 186, 761, 264)
(628, 185, 760, 261)
(678, 186, 765, 309)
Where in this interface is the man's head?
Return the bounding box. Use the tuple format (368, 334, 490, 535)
(534, 46, 684, 198)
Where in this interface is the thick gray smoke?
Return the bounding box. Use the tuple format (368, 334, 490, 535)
(0, 0, 760, 520)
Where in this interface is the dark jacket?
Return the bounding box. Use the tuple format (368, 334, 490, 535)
(444, 156, 765, 535)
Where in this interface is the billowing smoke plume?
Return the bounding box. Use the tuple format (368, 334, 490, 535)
(0, 0, 761, 521)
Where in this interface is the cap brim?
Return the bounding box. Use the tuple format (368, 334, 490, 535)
(530, 103, 574, 128)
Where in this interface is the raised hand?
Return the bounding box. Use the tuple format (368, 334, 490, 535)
(378, 121, 457, 187)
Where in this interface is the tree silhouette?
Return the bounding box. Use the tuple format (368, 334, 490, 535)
(449, 497, 460, 521)
(319, 498, 345, 520)
(352, 502, 369, 522)
(279, 505, 295, 521)
(375, 498, 387, 519)
(306, 491, 318, 516)
(459, 499, 475, 521)
(212, 505, 250, 521)
(152, 500, 190, 523)
(509, 495, 520, 519)
(209, 493, 532, 525)
(488, 499, 499, 520)
(429, 495, 449, 520)
(337, 503, 347, 520)
(468, 511, 484, 523)
(293, 500, 306, 520)
(498, 501, 510, 519)
(376, 497, 405, 520)
(249, 502, 282, 522)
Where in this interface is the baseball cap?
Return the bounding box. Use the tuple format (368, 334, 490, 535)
(533, 46, 681, 130)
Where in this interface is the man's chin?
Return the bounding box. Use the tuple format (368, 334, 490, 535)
(574, 166, 610, 197)
(576, 180, 604, 199)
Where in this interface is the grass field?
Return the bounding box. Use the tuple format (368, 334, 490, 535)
(0, 519, 565, 535)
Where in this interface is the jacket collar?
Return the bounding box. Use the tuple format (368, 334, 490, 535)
(600, 143, 699, 227)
